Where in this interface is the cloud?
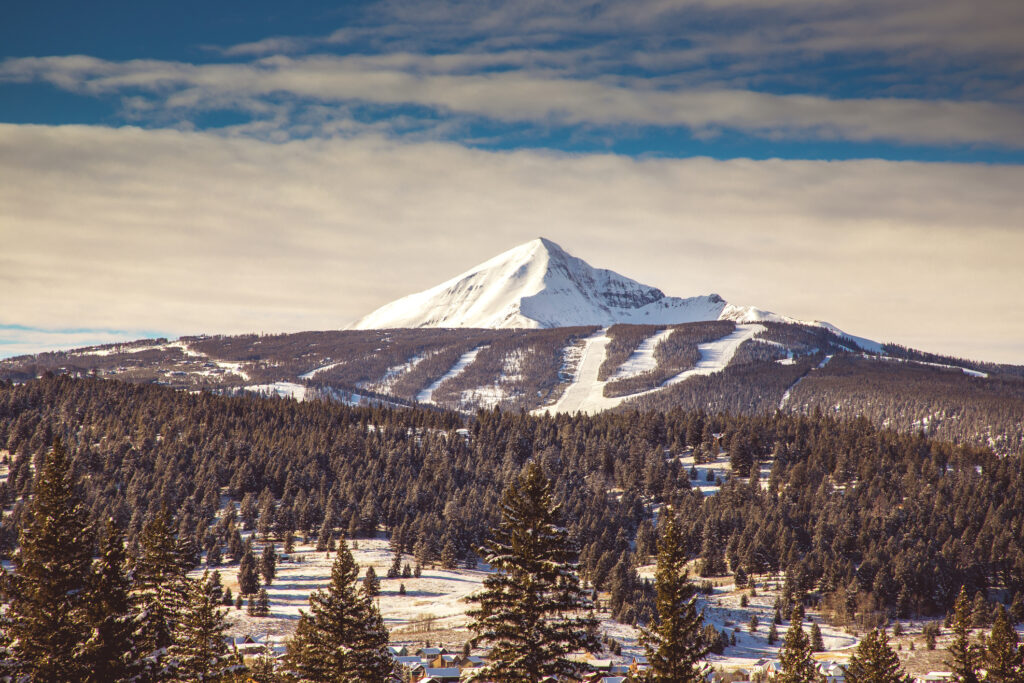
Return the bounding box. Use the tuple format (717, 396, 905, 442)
(2, 123, 1022, 362)
(4, 54, 1024, 147)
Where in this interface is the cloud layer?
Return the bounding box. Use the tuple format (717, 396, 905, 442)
(4, 54, 1024, 147)
(3, 123, 1022, 362)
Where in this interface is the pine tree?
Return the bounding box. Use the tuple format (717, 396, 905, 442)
(948, 587, 982, 683)
(261, 544, 277, 585)
(778, 609, 817, 683)
(641, 507, 711, 683)
(283, 540, 393, 682)
(845, 629, 908, 683)
(441, 539, 459, 569)
(985, 606, 1024, 683)
(810, 622, 825, 652)
(387, 550, 402, 579)
(84, 521, 138, 683)
(466, 462, 599, 682)
(2, 440, 95, 681)
(169, 571, 238, 681)
(238, 547, 261, 595)
(363, 565, 380, 597)
(133, 508, 190, 673)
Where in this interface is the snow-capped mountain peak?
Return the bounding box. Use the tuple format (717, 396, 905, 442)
(353, 237, 725, 329)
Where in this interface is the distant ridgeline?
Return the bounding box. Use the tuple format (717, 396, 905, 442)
(2, 320, 1023, 453)
(1, 374, 1024, 627)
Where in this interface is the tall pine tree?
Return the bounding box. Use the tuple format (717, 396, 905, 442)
(283, 540, 393, 682)
(2, 439, 95, 682)
(133, 508, 190, 679)
(985, 606, 1024, 683)
(169, 571, 238, 682)
(84, 520, 139, 683)
(948, 587, 982, 683)
(778, 608, 817, 683)
(845, 629, 907, 683)
(641, 507, 711, 683)
(467, 462, 599, 682)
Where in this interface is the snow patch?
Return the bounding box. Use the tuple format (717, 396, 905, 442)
(610, 328, 674, 380)
(416, 346, 487, 404)
(663, 325, 765, 385)
(244, 382, 309, 401)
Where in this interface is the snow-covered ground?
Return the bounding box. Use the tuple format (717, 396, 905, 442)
(213, 535, 862, 670)
(298, 361, 343, 380)
(244, 382, 310, 401)
(538, 325, 765, 415)
(676, 450, 734, 496)
(610, 328, 674, 380)
(416, 346, 487, 404)
(663, 325, 765, 386)
(539, 329, 618, 414)
(866, 354, 989, 378)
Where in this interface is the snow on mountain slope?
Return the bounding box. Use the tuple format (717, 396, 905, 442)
(352, 237, 729, 330)
(351, 237, 880, 353)
(539, 324, 766, 415)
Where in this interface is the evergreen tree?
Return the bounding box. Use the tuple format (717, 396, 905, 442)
(778, 609, 817, 683)
(261, 544, 277, 585)
(641, 508, 711, 683)
(2, 440, 95, 681)
(985, 606, 1024, 683)
(169, 571, 238, 681)
(810, 622, 825, 652)
(257, 587, 271, 616)
(387, 550, 402, 579)
(283, 541, 393, 682)
(467, 462, 599, 682)
(948, 587, 982, 683)
(363, 565, 380, 598)
(84, 521, 138, 683)
(845, 629, 907, 683)
(133, 507, 189, 674)
(768, 622, 778, 645)
(238, 547, 261, 595)
(441, 539, 459, 569)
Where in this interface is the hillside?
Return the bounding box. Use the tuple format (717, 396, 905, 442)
(3, 319, 1022, 452)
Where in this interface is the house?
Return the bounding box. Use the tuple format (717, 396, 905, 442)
(816, 661, 846, 683)
(417, 646, 447, 659)
(420, 667, 461, 682)
(226, 634, 267, 656)
(431, 653, 460, 668)
(389, 645, 410, 657)
(915, 672, 954, 683)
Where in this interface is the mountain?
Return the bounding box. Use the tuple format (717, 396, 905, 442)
(354, 237, 768, 330)
(4, 237, 1023, 453)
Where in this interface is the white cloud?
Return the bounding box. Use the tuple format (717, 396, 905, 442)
(2, 123, 1022, 362)
(4, 54, 1024, 147)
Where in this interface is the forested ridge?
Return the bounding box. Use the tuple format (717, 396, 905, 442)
(1, 375, 1023, 629)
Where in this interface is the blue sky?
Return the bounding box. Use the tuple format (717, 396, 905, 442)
(2, 0, 1023, 361)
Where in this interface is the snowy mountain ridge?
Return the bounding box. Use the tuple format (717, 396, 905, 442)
(351, 237, 878, 351)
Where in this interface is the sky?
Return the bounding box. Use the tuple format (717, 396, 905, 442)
(2, 0, 1023, 363)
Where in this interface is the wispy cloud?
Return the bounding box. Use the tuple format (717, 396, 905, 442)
(4, 54, 1024, 147)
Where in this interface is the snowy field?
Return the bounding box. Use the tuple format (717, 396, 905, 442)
(210, 534, 867, 670)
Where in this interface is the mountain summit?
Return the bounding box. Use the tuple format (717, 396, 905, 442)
(351, 237, 780, 330)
